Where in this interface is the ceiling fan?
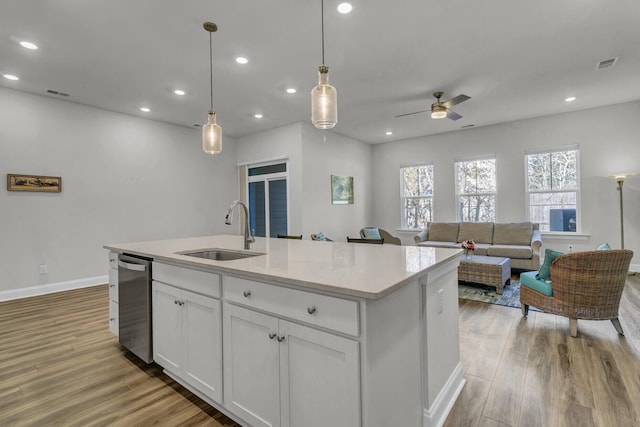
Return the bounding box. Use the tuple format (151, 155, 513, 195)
(396, 91, 471, 121)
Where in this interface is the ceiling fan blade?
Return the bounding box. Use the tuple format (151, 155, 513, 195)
(446, 109, 463, 121)
(395, 109, 428, 118)
(442, 94, 470, 108)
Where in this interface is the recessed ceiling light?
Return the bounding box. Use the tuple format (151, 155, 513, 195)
(174, 89, 186, 96)
(254, 113, 263, 119)
(3, 74, 19, 81)
(565, 96, 576, 102)
(235, 57, 248, 65)
(140, 107, 151, 112)
(286, 88, 297, 94)
(19, 41, 38, 50)
(385, 131, 393, 136)
(337, 3, 353, 14)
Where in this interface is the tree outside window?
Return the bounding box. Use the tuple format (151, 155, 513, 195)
(526, 148, 578, 232)
(456, 158, 496, 222)
(401, 164, 433, 229)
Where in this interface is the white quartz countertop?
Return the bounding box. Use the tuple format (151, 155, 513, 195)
(104, 235, 461, 300)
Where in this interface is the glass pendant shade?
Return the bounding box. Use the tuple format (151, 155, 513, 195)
(202, 110, 222, 154)
(311, 66, 337, 129)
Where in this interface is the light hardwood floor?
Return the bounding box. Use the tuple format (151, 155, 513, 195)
(1, 276, 639, 426)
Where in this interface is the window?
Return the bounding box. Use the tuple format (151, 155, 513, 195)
(526, 146, 579, 232)
(247, 162, 289, 237)
(400, 163, 434, 229)
(455, 157, 496, 222)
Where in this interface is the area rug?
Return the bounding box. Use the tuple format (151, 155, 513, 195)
(458, 279, 540, 312)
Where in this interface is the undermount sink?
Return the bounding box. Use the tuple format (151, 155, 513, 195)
(179, 249, 264, 261)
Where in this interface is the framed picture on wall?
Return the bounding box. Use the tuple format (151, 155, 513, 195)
(7, 174, 62, 193)
(331, 175, 354, 205)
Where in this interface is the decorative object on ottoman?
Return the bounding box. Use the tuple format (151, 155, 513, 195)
(461, 239, 475, 259)
(520, 249, 633, 337)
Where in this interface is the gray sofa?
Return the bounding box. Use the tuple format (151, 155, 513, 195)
(414, 222, 542, 270)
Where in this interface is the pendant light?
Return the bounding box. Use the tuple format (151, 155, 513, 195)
(202, 22, 222, 154)
(311, 0, 337, 129)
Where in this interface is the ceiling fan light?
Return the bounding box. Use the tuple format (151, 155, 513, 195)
(203, 110, 222, 154)
(311, 66, 337, 129)
(431, 107, 447, 119)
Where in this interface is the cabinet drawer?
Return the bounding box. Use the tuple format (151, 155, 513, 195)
(108, 269, 118, 302)
(224, 276, 359, 337)
(153, 262, 221, 298)
(109, 300, 119, 336)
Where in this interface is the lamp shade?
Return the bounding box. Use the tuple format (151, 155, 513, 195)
(311, 66, 337, 129)
(609, 173, 635, 183)
(203, 110, 222, 154)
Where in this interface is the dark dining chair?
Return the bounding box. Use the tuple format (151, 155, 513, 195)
(277, 234, 303, 240)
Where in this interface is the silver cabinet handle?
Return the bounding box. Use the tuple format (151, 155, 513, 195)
(243, 290, 251, 298)
(269, 332, 277, 340)
(109, 284, 115, 288)
(118, 260, 146, 272)
(110, 317, 115, 321)
(307, 306, 317, 315)
(277, 335, 286, 342)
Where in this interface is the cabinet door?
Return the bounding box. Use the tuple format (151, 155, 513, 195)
(152, 281, 182, 372)
(224, 304, 280, 427)
(183, 290, 223, 403)
(279, 320, 360, 427)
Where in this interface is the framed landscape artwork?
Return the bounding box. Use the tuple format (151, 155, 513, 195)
(7, 174, 62, 193)
(331, 175, 354, 205)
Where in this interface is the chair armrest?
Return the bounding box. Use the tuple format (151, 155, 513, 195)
(530, 229, 542, 252)
(414, 229, 428, 245)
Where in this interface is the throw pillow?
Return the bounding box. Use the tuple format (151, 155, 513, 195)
(315, 232, 327, 241)
(536, 248, 564, 281)
(362, 227, 381, 240)
(597, 242, 611, 250)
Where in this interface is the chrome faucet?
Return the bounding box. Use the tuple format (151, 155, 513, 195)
(225, 200, 255, 250)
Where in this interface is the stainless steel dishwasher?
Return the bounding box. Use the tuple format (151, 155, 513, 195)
(118, 253, 153, 363)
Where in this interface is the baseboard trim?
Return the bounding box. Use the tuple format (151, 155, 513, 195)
(423, 362, 466, 427)
(0, 275, 108, 302)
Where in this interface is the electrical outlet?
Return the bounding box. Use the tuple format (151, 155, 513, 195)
(437, 289, 444, 313)
(39, 264, 48, 275)
(568, 245, 573, 252)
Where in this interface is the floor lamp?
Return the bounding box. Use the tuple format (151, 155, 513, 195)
(609, 173, 635, 249)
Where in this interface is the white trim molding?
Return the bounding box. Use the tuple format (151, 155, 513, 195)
(423, 362, 466, 427)
(0, 275, 108, 302)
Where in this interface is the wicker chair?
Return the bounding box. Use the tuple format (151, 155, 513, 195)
(359, 227, 401, 245)
(520, 249, 633, 337)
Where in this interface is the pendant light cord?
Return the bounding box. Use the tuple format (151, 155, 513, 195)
(321, 0, 325, 65)
(209, 30, 214, 110)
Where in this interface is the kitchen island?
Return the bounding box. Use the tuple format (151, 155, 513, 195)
(105, 235, 465, 427)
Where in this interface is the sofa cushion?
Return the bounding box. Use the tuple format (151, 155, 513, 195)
(487, 245, 533, 259)
(493, 222, 533, 246)
(457, 222, 494, 244)
(428, 223, 460, 242)
(416, 241, 459, 249)
(536, 248, 564, 281)
(520, 271, 553, 296)
(471, 243, 491, 256)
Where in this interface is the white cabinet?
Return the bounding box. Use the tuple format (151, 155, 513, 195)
(152, 264, 223, 404)
(108, 252, 118, 336)
(224, 303, 360, 427)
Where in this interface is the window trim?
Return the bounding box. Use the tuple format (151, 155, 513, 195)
(399, 162, 434, 230)
(245, 159, 290, 236)
(524, 145, 581, 233)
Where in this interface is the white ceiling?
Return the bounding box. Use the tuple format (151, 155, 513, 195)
(2, 1, 639, 144)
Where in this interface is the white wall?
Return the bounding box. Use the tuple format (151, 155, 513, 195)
(301, 123, 373, 241)
(372, 101, 640, 266)
(236, 122, 373, 241)
(0, 87, 238, 293)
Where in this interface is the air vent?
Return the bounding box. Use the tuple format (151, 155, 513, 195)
(46, 89, 70, 97)
(596, 57, 618, 70)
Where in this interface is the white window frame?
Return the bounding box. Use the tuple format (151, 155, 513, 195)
(399, 162, 434, 230)
(454, 156, 497, 223)
(245, 159, 290, 237)
(524, 145, 580, 233)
